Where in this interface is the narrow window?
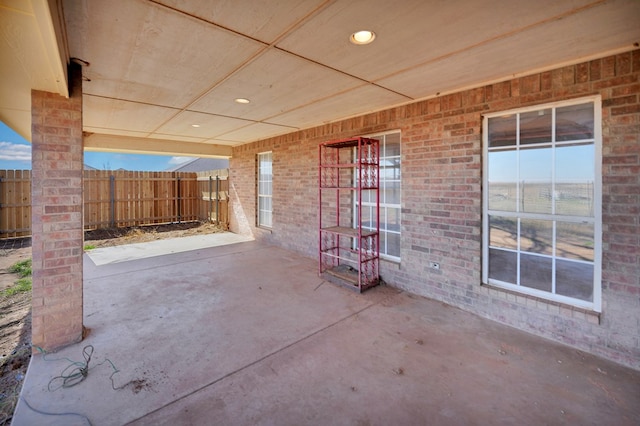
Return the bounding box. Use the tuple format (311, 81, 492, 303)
(357, 131, 401, 260)
(257, 151, 272, 228)
(482, 97, 602, 311)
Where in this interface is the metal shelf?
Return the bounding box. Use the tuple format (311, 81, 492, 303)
(319, 186, 378, 190)
(319, 162, 379, 168)
(320, 226, 377, 238)
(318, 136, 380, 292)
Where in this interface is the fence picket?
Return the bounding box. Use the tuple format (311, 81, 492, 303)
(0, 169, 228, 238)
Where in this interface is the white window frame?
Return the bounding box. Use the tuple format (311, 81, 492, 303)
(357, 130, 401, 261)
(482, 96, 602, 312)
(257, 151, 272, 228)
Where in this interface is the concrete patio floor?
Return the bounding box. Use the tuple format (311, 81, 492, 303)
(13, 237, 640, 425)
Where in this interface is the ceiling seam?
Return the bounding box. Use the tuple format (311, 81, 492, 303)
(261, 0, 336, 47)
(143, 0, 274, 137)
(142, 0, 335, 134)
(210, 120, 300, 142)
(154, 0, 335, 140)
(258, 82, 378, 125)
(371, 0, 609, 85)
(84, 93, 182, 111)
(84, 128, 239, 149)
(148, 0, 271, 46)
(143, 0, 412, 138)
(141, 44, 271, 138)
(84, 93, 298, 139)
(83, 126, 169, 138)
(143, 0, 339, 138)
(84, 93, 303, 127)
(271, 45, 414, 100)
(81, 0, 614, 147)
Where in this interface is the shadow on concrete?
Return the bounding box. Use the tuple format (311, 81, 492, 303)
(12, 239, 640, 425)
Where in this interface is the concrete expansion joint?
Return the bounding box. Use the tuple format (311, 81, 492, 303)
(125, 295, 388, 424)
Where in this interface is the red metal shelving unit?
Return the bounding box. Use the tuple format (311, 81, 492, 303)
(318, 136, 379, 292)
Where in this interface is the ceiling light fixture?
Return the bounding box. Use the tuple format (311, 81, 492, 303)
(191, 124, 201, 128)
(235, 98, 251, 104)
(350, 30, 376, 45)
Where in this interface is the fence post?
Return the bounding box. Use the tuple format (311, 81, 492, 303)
(109, 174, 115, 228)
(0, 176, 3, 234)
(215, 175, 220, 226)
(177, 176, 182, 223)
(208, 175, 213, 223)
(0, 175, 3, 236)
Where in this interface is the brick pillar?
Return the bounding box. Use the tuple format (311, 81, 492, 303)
(31, 62, 84, 351)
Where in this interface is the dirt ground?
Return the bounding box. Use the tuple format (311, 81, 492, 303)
(0, 221, 224, 425)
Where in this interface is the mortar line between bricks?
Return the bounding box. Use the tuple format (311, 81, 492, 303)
(123, 291, 399, 425)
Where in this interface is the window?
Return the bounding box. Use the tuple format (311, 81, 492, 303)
(482, 97, 601, 311)
(257, 151, 272, 228)
(357, 131, 401, 260)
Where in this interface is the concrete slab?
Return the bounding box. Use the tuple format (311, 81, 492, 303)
(86, 232, 253, 265)
(13, 241, 640, 425)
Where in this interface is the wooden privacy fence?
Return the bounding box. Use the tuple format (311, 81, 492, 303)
(0, 169, 229, 239)
(0, 170, 31, 238)
(195, 169, 229, 226)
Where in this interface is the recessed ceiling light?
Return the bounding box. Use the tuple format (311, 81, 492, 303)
(191, 124, 201, 128)
(235, 98, 251, 104)
(350, 30, 376, 45)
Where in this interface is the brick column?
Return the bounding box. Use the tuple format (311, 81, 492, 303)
(31, 62, 84, 351)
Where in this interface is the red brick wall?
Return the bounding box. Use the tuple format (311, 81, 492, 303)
(31, 63, 84, 351)
(230, 50, 640, 369)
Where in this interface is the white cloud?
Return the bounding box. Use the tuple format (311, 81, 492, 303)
(0, 141, 31, 162)
(168, 156, 193, 165)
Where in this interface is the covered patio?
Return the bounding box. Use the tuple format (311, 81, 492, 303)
(1, 2, 640, 423)
(13, 237, 640, 425)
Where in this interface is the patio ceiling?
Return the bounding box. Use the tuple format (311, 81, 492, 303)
(1, 0, 639, 157)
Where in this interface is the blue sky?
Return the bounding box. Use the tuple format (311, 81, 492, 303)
(0, 121, 194, 171)
(489, 145, 594, 182)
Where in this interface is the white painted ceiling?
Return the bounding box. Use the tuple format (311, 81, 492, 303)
(2, 0, 639, 156)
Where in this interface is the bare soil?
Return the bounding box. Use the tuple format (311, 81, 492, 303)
(0, 221, 224, 425)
